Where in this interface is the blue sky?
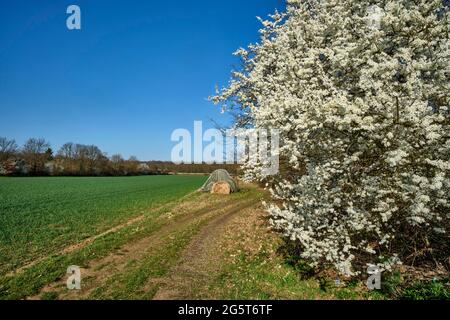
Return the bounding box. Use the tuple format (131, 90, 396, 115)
(0, 0, 283, 160)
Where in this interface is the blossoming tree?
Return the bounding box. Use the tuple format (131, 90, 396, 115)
(212, 0, 449, 275)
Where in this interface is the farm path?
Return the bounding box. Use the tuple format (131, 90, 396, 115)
(31, 187, 262, 300)
(152, 199, 259, 300)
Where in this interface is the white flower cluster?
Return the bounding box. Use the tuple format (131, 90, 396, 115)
(213, 0, 449, 274)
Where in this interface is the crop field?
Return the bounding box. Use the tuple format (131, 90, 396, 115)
(0, 175, 206, 276)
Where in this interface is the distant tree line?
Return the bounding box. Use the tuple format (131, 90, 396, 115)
(145, 161, 239, 175)
(0, 137, 238, 176)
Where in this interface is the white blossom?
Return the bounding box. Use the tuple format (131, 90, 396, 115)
(213, 0, 449, 274)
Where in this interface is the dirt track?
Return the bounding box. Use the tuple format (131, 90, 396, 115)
(152, 199, 259, 299)
(30, 189, 262, 300)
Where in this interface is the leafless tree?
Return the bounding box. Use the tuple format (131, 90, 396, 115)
(126, 156, 140, 175)
(111, 154, 124, 163)
(111, 154, 125, 175)
(0, 137, 18, 162)
(22, 138, 51, 174)
(57, 142, 75, 158)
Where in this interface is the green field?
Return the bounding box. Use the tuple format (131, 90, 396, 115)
(0, 175, 206, 276)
